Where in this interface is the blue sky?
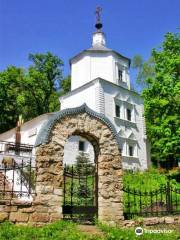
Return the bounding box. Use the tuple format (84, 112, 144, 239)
(0, 0, 179, 87)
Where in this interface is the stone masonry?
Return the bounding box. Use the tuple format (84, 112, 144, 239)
(35, 112, 123, 225)
(0, 108, 123, 225)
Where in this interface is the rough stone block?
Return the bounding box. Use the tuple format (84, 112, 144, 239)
(9, 212, 29, 223)
(123, 220, 135, 227)
(158, 217, 165, 224)
(49, 213, 62, 222)
(0, 212, 9, 222)
(35, 206, 49, 213)
(53, 188, 63, 196)
(21, 207, 35, 213)
(41, 186, 54, 194)
(0, 200, 11, 205)
(144, 217, 159, 225)
(30, 213, 50, 223)
(48, 206, 62, 214)
(164, 217, 174, 224)
(4, 206, 18, 212)
(11, 199, 32, 206)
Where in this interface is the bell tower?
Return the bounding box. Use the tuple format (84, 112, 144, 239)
(70, 7, 131, 91)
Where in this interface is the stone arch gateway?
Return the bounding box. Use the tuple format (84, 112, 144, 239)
(34, 104, 123, 224)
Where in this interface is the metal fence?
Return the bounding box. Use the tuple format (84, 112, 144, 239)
(0, 140, 33, 157)
(123, 178, 180, 219)
(0, 153, 36, 200)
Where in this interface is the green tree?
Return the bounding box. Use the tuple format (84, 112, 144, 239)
(61, 75, 71, 94)
(142, 32, 180, 168)
(27, 52, 63, 115)
(0, 66, 26, 133)
(75, 152, 94, 199)
(132, 55, 155, 89)
(0, 52, 64, 133)
(75, 152, 94, 175)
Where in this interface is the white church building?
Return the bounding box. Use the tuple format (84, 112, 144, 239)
(0, 16, 150, 171)
(60, 20, 150, 170)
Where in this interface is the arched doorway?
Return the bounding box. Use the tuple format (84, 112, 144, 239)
(63, 134, 98, 222)
(35, 104, 123, 224)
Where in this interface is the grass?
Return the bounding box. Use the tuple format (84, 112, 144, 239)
(0, 221, 179, 240)
(98, 223, 180, 240)
(123, 168, 180, 216)
(0, 221, 97, 240)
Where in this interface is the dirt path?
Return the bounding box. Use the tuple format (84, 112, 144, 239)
(78, 225, 104, 238)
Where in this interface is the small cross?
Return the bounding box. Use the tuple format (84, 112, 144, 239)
(95, 6, 102, 23)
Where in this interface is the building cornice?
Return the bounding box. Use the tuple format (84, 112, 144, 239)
(60, 77, 141, 101)
(69, 48, 131, 67)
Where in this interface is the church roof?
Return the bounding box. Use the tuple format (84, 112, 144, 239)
(69, 46, 131, 66)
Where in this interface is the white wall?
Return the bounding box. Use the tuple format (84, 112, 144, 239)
(90, 53, 114, 83)
(0, 114, 54, 146)
(101, 80, 149, 170)
(60, 82, 97, 111)
(63, 136, 94, 165)
(60, 78, 150, 170)
(71, 52, 130, 91)
(71, 55, 91, 90)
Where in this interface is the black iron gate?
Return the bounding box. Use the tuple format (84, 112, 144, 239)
(62, 161, 98, 222)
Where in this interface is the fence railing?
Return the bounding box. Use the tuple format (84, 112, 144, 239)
(0, 157, 36, 201)
(123, 178, 180, 219)
(0, 141, 33, 157)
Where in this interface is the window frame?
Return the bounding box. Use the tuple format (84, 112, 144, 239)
(79, 141, 85, 152)
(128, 145, 134, 157)
(118, 69, 123, 82)
(115, 104, 120, 118)
(127, 108, 132, 121)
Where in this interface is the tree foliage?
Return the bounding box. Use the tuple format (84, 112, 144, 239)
(61, 75, 71, 94)
(75, 152, 94, 175)
(132, 55, 155, 88)
(142, 32, 180, 167)
(26, 52, 63, 115)
(0, 52, 64, 133)
(0, 66, 25, 133)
